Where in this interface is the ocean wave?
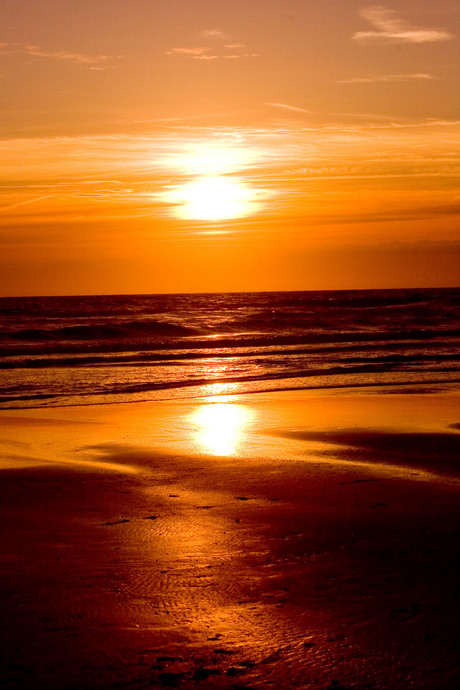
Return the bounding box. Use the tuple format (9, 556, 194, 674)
(0, 288, 458, 409)
(0, 319, 202, 343)
(1, 328, 459, 362)
(1, 341, 459, 370)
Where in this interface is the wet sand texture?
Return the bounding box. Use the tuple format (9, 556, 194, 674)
(0, 391, 459, 689)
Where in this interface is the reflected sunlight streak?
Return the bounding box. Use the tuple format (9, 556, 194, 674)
(190, 403, 253, 456)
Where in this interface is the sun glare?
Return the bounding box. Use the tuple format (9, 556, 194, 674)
(159, 139, 268, 221)
(166, 175, 261, 221)
(171, 144, 258, 176)
(190, 403, 252, 456)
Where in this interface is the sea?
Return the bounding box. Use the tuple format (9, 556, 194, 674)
(0, 288, 459, 409)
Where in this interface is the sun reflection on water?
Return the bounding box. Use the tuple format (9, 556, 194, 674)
(190, 402, 253, 456)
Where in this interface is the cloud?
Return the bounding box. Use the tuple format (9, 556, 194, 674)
(353, 6, 455, 44)
(166, 31, 258, 60)
(167, 47, 210, 58)
(201, 29, 226, 39)
(167, 46, 258, 60)
(2, 122, 459, 244)
(0, 42, 119, 67)
(266, 102, 312, 114)
(314, 203, 460, 226)
(336, 73, 436, 84)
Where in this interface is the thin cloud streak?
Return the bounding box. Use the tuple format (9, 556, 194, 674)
(167, 47, 210, 57)
(201, 30, 226, 39)
(0, 194, 57, 213)
(336, 73, 436, 84)
(167, 47, 258, 60)
(266, 103, 313, 114)
(0, 42, 120, 66)
(353, 6, 455, 44)
(166, 30, 258, 60)
(1, 120, 458, 232)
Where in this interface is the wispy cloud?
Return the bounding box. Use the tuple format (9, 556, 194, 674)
(0, 42, 120, 67)
(336, 73, 436, 84)
(167, 47, 211, 58)
(166, 30, 258, 60)
(353, 6, 455, 44)
(266, 102, 312, 114)
(1, 122, 459, 235)
(201, 29, 226, 40)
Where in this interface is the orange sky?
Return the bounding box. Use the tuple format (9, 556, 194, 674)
(1, 0, 459, 295)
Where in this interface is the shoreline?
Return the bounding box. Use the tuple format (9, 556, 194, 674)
(0, 388, 459, 688)
(1, 377, 459, 413)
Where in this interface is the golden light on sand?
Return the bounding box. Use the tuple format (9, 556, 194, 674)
(165, 175, 261, 221)
(191, 403, 252, 456)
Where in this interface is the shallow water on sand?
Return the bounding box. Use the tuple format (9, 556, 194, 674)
(1, 389, 460, 688)
(3, 388, 457, 473)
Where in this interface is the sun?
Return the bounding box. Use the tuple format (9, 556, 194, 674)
(158, 138, 269, 221)
(166, 175, 261, 221)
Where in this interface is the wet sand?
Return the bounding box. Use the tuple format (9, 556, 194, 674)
(0, 389, 459, 689)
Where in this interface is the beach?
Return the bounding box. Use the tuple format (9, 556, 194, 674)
(2, 0, 459, 680)
(1, 388, 459, 689)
